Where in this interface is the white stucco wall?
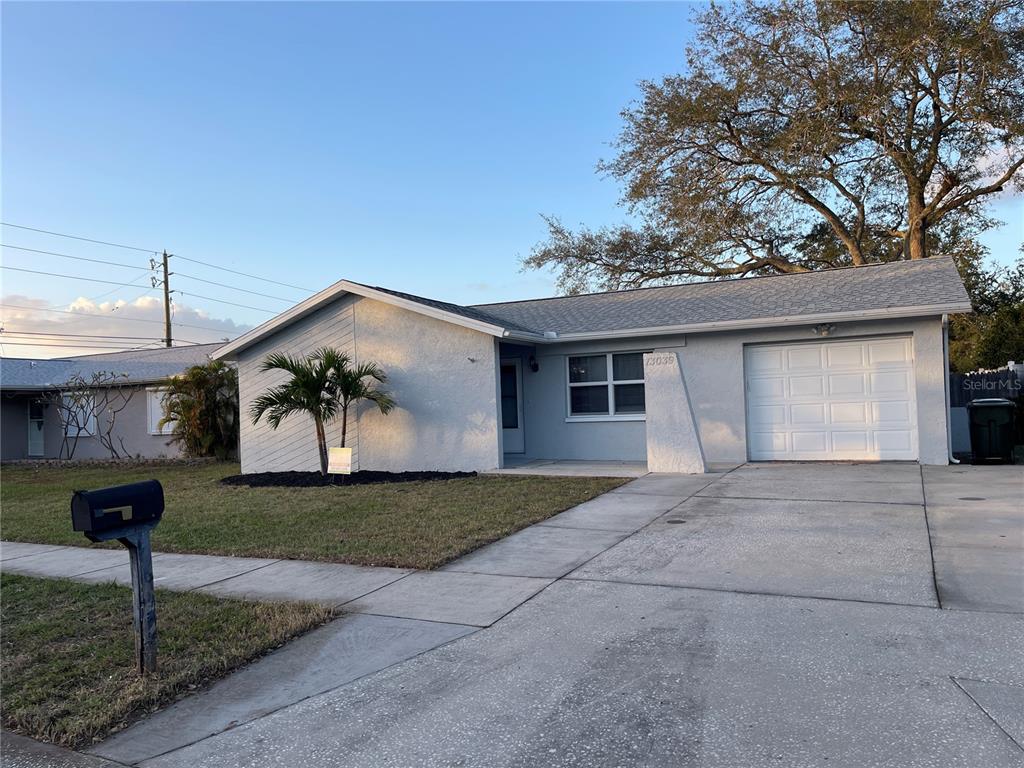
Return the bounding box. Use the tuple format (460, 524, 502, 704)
(234, 294, 500, 473)
(509, 315, 950, 466)
(354, 299, 500, 472)
(643, 351, 706, 473)
(236, 295, 358, 473)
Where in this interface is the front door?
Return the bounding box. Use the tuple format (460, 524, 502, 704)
(28, 400, 45, 457)
(500, 359, 525, 453)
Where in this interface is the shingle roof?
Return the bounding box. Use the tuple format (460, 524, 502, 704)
(0, 343, 222, 391)
(351, 284, 539, 334)
(470, 257, 971, 336)
(215, 258, 971, 358)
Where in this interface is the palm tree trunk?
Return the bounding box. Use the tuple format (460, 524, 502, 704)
(340, 404, 348, 449)
(314, 416, 328, 475)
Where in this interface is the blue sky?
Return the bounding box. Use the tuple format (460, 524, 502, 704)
(1, 1, 1020, 355)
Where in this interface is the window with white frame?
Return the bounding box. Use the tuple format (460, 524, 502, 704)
(147, 388, 174, 435)
(567, 352, 646, 418)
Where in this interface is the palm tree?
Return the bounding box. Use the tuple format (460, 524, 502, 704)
(249, 348, 345, 475)
(331, 360, 395, 450)
(161, 361, 239, 459)
(249, 347, 395, 475)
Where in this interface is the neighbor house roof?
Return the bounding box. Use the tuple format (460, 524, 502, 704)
(0, 343, 222, 391)
(214, 258, 971, 359)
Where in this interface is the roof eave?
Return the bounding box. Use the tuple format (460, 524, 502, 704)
(213, 280, 513, 360)
(526, 302, 973, 343)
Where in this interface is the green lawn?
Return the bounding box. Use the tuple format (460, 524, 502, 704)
(0, 573, 332, 748)
(1, 462, 625, 569)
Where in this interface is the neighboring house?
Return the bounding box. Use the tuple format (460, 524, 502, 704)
(0, 343, 222, 461)
(214, 258, 971, 474)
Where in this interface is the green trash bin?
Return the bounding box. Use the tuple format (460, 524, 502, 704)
(967, 398, 1016, 464)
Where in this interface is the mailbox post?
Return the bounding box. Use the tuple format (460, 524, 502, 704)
(71, 480, 164, 676)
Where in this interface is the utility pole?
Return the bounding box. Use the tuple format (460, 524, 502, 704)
(151, 251, 173, 347)
(161, 251, 172, 347)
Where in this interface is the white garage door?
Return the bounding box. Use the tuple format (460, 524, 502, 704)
(744, 337, 918, 461)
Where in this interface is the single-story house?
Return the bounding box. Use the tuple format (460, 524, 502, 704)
(0, 343, 222, 461)
(214, 258, 971, 474)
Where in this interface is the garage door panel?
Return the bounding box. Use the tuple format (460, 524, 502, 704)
(829, 373, 867, 396)
(791, 403, 826, 425)
(748, 347, 785, 372)
(787, 346, 823, 370)
(825, 344, 865, 369)
(792, 432, 828, 453)
(830, 402, 868, 424)
(745, 337, 917, 461)
(868, 339, 912, 365)
(875, 430, 914, 455)
(870, 371, 912, 395)
(749, 404, 787, 426)
(790, 376, 825, 397)
(749, 377, 785, 398)
(872, 401, 913, 425)
(750, 432, 787, 454)
(832, 431, 870, 452)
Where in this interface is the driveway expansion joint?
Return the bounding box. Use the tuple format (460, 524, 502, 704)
(562, 575, 942, 612)
(950, 676, 1024, 753)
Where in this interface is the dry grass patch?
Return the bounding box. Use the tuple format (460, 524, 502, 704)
(0, 573, 333, 748)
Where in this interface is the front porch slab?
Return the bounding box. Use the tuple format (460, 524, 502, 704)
(488, 458, 648, 478)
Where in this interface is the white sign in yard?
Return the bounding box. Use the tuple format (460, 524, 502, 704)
(328, 447, 353, 474)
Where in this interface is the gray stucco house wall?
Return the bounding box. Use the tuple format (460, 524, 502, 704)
(502, 316, 947, 466)
(235, 294, 499, 474)
(1, 344, 221, 461)
(216, 258, 971, 474)
(0, 388, 182, 461)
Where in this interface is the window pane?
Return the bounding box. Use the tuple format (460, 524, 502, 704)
(612, 352, 644, 381)
(568, 355, 607, 383)
(570, 385, 609, 415)
(614, 383, 646, 413)
(500, 366, 518, 429)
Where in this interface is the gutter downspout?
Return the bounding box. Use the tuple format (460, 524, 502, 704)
(942, 314, 959, 464)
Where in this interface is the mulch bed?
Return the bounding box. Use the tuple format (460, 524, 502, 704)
(219, 470, 478, 488)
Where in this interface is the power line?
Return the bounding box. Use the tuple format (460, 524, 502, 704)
(0, 265, 155, 288)
(0, 303, 240, 334)
(171, 254, 313, 292)
(0, 222, 157, 253)
(88, 269, 154, 303)
(0, 339, 172, 350)
(0, 243, 153, 271)
(174, 291, 277, 313)
(1, 329, 173, 341)
(173, 271, 294, 302)
(1, 221, 314, 292)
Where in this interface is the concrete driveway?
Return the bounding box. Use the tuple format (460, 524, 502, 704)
(68, 463, 1024, 767)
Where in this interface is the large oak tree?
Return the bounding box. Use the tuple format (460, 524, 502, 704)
(526, 0, 1024, 292)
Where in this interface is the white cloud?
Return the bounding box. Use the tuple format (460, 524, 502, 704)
(0, 294, 252, 359)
